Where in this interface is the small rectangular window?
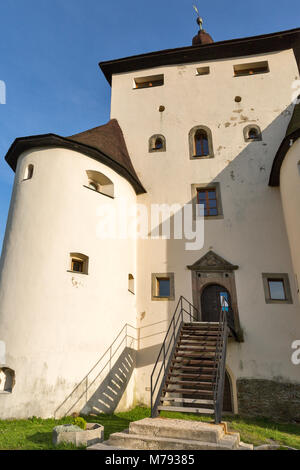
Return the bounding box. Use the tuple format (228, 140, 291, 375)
(196, 66, 210, 76)
(197, 188, 218, 216)
(71, 259, 83, 273)
(234, 61, 269, 77)
(268, 279, 286, 300)
(152, 273, 175, 301)
(134, 74, 164, 89)
(262, 273, 293, 304)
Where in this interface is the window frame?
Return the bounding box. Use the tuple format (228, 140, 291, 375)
(262, 273, 293, 304)
(189, 125, 214, 160)
(149, 134, 166, 153)
(191, 183, 223, 220)
(68, 253, 89, 275)
(151, 273, 175, 301)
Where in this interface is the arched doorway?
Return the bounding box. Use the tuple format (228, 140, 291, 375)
(201, 284, 235, 332)
(223, 371, 233, 412)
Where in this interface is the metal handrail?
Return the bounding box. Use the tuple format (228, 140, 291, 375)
(150, 296, 199, 417)
(213, 298, 229, 423)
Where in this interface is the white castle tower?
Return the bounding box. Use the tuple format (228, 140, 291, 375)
(0, 21, 300, 421)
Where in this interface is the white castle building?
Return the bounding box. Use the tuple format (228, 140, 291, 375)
(0, 22, 300, 421)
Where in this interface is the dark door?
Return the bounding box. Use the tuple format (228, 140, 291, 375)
(201, 284, 235, 331)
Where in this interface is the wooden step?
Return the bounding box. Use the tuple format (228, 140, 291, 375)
(170, 365, 216, 373)
(176, 344, 216, 352)
(168, 373, 214, 380)
(160, 397, 214, 405)
(165, 380, 213, 388)
(158, 405, 214, 414)
(174, 352, 216, 358)
(178, 340, 218, 345)
(162, 388, 214, 396)
(171, 359, 218, 366)
(182, 325, 220, 331)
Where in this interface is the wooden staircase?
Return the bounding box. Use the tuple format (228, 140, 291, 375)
(151, 298, 228, 423)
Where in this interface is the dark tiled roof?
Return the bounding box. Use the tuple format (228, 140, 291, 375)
(4, 119, 146, 195)
(100, 28, 300, 85)
(269, 103, 300, 186)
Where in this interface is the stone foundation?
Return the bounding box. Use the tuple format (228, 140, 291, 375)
(237, 378, 300, 422)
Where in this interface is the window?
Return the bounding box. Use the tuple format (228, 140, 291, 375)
(128, 274, 135, 294)
(234, 61, 269, 77)
(189, 125, 214, 159)
(149, 134, 166, 153)
(69, 253, 89, 275)
(85, 170, 114, 198)
(191, 183, 223, 220)
(244, 125, 262, 142)
(262, 273, 293, 304)
(196, 66, 210, 76)
(194, 130, 209, 157)
(23, 164, 34, 181)
(152, 273, 175, 301)
(134, 74, 164, 89)
(197, 188, 218, 216)
(0, 368, 15, 393)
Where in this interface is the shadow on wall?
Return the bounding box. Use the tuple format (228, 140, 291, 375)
(81, 346, 135, 415)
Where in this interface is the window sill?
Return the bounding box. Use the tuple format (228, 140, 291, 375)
(149, 148, 166, 153)
(152, 296, 175, 301)
(190, 154, 214, 160)
(234, 71, 269, 78)
(83, 185, 114, 200)
(265, 299, 293, 305)
(67, 270, 88, 276)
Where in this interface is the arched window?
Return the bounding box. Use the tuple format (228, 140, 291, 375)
(189, 126, 214, 159)
(244, 125, 262, 142)
(194, 130, 209, 157)
(69, 253, 89, 275)
(23, 164, 34, 181)
(85, 170, 114, 198)
(0, 368, 15, 393)
(149, 134, 166, 153)
(128, 274, 135, 294)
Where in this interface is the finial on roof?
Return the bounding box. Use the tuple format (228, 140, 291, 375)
(193, 5, 203, 30)
(192, 5, 214, 46)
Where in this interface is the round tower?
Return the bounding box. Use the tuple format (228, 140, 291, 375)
(0, 120, 144, 418)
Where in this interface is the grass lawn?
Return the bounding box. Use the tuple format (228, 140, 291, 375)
(0, 407, 299, 450)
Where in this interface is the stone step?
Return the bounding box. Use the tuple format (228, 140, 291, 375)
(106, 431, 239, 450)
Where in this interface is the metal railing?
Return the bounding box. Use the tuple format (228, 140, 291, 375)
(150, 296, 199, 418)
(213, 298, 229, 424)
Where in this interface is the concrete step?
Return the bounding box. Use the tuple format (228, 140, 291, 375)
(129, 418, 226, 443)
(106, 430, 239, 450)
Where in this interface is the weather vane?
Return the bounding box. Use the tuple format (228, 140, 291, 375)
(193, 5, 203, 30)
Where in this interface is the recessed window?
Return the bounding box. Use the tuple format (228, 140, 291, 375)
(196, 66, 210, 76)
(191, 183, 223, 220)
(189, 126, 214, 159)
(149, 134, 166, 153)
(23, 164, 34, 181)
(262, 273, 293, 304)
(197, 188, 218, 216)
(0, 368, 15, 393)
(69, 253, 89, 275)
(152, 273, 175, 301)
(244, 125, 262, 142)
(128, 274, 135, 294)
(134, 74, 164, 89)
(85, 170, 114, 199)
(234, 61, 269, 77)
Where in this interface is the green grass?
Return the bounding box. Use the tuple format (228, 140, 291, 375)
(0, 407, 299, 450)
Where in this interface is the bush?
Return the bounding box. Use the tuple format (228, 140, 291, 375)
(72, 417, 86, 430)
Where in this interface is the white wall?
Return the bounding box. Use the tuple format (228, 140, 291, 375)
(110, 49, 300, 406)
(280, 138, 300, 304)
(0, 147, 137, 418)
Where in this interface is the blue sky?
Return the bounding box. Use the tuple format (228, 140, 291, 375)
(0, 0, 299, 248)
